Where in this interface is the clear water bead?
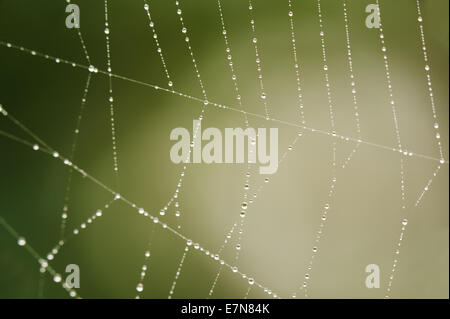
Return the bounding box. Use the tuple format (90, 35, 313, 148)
(17, 237, 26, 246)
(53, 274, 62, 283)
(136, 283, 144, 292)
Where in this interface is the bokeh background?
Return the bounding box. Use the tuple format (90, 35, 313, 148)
(0, 0, 448, 298)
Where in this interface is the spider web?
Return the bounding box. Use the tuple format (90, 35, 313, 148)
(0, 0, 448, 299)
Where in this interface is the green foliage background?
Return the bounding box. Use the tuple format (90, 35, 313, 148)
(0, 0, 448, 298)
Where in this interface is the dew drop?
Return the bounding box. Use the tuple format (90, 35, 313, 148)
(53, 274, 62, 283)
(17, 237, 26, 246)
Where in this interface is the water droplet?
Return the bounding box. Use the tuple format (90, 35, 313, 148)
(32, 144, 39, 151)
(104, 28, 110, 35)
(248, 278, 254, 285)
(145, 251, 151, 258)
(53, 274, 62, 283)
(425, 65, 430, 71)
(136, 283, 144, 292)
(402, 219, 408, 226)
(241, 202, 248, 210)
(17, 237, 26, 246)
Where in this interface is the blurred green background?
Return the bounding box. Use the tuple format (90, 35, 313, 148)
(0, 0, 448, 298)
